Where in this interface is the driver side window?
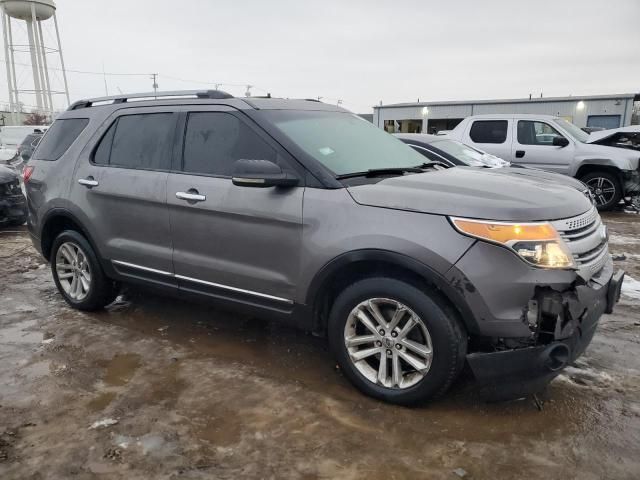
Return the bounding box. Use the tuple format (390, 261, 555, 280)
(517, 120, 563, 146)
(182, 112, 278, 177)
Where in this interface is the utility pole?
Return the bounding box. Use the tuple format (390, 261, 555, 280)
(151, 73, 158, 97)
(102, 62, 109, 96)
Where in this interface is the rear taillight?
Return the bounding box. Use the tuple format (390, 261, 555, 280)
(23, 165, 34, 183)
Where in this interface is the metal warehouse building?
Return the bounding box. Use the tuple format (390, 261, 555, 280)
(373, 93, 639, 134)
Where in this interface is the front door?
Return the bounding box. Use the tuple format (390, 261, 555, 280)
(167, 108, 304, 308)
(511, 119, 575, 174)
(70, 108, 178, 286)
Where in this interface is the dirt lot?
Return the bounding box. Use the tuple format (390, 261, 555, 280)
(1, 213, 639, 480)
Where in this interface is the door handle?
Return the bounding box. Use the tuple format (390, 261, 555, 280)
(78, 177, 99, 188)
(515, 150, 525, 158)
(176, 190, 206, 202)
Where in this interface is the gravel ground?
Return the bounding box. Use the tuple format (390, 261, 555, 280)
(1, 212, 639, 480)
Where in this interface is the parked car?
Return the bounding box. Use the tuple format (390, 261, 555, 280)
(395, 133, 594, 199)
(0, 164, 27, 227)
(581, 126, 605, 134)
(446, 114, 640, 210)
(25, 90, 624, 405)
(586, 126, 640, 152)
(18, 132, 43, 164)
(0, 125, 48, 170)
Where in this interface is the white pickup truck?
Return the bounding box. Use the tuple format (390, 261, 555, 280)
(447, 114, 640, 210)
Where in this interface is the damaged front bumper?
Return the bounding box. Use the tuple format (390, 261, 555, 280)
(466, 263, 624, 399)
(0, 193, 27, 226)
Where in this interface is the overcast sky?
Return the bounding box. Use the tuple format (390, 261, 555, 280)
(2, 0, 639, 113)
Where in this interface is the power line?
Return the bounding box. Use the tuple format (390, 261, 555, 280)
(0, 58, 367, 111)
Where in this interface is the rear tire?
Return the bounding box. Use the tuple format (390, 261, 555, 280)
(328, 277, 466, 405)
(580, 171, 622, 211)
(50, 230, 119, 311)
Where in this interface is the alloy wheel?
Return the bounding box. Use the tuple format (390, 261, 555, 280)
(586, 177, 616, 207)
(343, 298, 433, 389)
(55, 241, 92, 301)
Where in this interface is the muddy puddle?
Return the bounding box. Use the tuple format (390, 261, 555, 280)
(1, 215, 640, 479)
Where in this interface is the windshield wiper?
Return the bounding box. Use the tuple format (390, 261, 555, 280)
(336, 166, 425, 180)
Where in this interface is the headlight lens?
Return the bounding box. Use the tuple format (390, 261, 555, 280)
(451, 217, 576, 269)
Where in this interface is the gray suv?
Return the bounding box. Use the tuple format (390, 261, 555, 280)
(25, 90, 625, 404)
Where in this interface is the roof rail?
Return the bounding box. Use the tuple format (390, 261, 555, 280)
(68, 89, 234, 110)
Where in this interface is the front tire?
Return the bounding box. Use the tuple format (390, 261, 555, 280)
(50, 230, 119, 311)
(580, 171, 622, 211)
(328, 277, 466, 405)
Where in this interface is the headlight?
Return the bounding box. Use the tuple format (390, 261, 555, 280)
(451, 217, 576, 269)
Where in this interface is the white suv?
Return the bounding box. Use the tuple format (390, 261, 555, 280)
(447, 114, 640, 210)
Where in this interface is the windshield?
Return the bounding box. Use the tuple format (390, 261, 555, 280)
(263, 110, 427, 175)
(553, 118, 589, 143)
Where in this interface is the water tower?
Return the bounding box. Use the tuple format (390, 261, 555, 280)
(0, 0, 69, 124)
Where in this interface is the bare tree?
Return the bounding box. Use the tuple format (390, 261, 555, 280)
(23, 112, 48, 125)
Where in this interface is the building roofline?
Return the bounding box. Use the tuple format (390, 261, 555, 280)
(373, 93, 639, 110)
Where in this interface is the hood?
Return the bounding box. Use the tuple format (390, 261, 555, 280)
(490, 166, 588, 192)
(0, 164, 18, 183)
(347, 167, 593, 222)
(587, 125, 640, 143)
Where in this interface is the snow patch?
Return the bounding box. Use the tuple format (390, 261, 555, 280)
(608, 234, 640, 245)
(621, 275, 640, 300)
(88, 418, 118, 429)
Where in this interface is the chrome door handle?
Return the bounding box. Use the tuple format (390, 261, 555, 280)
(78, 177, 99, 188)
(176, 191, 206, 202)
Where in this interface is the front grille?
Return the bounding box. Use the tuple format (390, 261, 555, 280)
(551, 207, 609, 277)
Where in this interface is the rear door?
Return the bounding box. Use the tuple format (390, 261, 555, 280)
(70, 107, 178, 287)
(463, 119, 512, 160)
(511, 119, 574, 174)
(167, 107, 304, 308)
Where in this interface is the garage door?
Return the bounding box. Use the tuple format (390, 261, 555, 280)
(587, 115, 621, 129)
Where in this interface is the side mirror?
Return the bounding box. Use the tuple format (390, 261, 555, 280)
(552, 136, 570, 147)
(232, 159, 299, 188)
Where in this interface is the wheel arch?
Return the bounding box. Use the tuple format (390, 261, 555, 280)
(306, 249, 479, 337)
(574, 160, 623, 181)
(40, 208, 100, 262)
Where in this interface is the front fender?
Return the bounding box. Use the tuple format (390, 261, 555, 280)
(570, 157, 632, 177)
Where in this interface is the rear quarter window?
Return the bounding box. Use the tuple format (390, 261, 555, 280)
(33, 118, 89, 161)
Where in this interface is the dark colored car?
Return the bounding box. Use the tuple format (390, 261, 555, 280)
(0, 165, 27, 227)
(395, 133, 594, 198)
(18, 132, 43, 164)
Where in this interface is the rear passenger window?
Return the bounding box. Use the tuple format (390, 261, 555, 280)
(33, 118, 89, 160)
(182, 112, 277, 176)
(469, 120, 508, 144)
(93, 113, 174, 170)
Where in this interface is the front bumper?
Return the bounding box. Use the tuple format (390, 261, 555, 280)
(466, 268, 624, 400)
(0, 193, 27, 226)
